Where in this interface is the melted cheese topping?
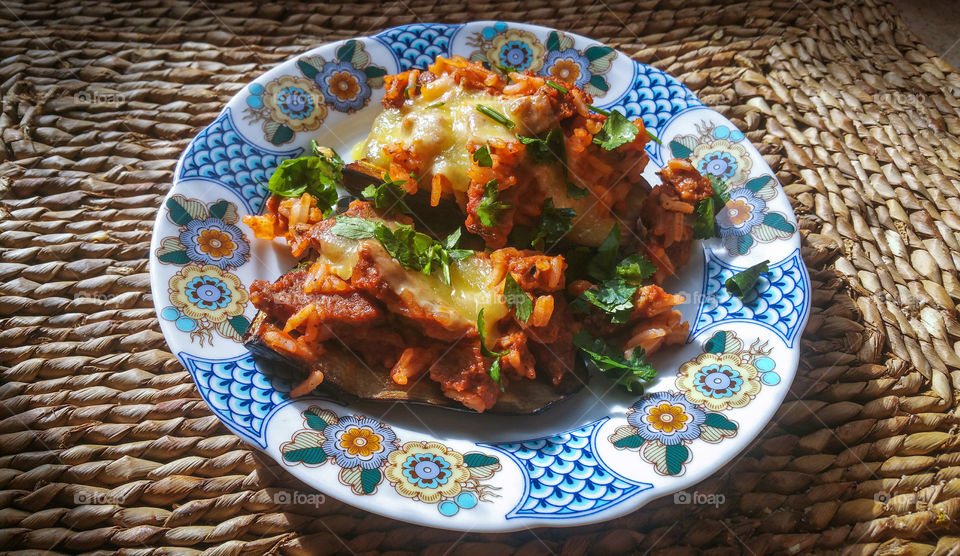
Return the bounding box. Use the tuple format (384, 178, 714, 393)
(351, 77, 522, 193)
(310, 225, 509, 345)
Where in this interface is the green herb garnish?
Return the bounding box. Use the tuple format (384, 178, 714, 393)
(266, 147, 343, 215)
(615, 254, 658, 284)
(545, 80, 568, 93)
(475, 179, 512, 227)
(330, 217, 472, 285)
(574, 278, 637, 323)
(477, 308, 508, 390)
(404, 84, 418, 99)
(726, 260, 770, 298)
(476, 104, 515, 129)
(362, 174, 411, 214)
(504, 272, 533, 323)
(587, 223, 621, 282)
(530, 198, 576, 250)
(646, 129, 662, 145)
(693, 196, 716, 239)
(473, 144, 493, 167)
(574, 330, 656, 393)
(427, 101, 445, 108)
(593, 110, 639, 150)
(519, 128, 565, 166)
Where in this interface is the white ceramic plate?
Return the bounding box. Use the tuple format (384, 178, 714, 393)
(150, 21, 809, 532)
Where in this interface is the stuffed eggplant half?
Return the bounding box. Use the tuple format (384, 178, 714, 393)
(241, 56, 718, 413)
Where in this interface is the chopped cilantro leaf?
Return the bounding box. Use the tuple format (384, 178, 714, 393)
(574, 331, 657, 393)
(476, 104, 515, 129)
(475, 179, 512, 227)
(504, 272, 533, 322)
(615, 254, 658, 284)
(266, 147, 343, 215)
(593, 110, 640, 150)
(476, 308, 508, 358)
(362, 174, 411, 214)
(530, 198, 576, 250)
(576, 278, 637, 323)
(519, 128, 565, 166)
(473, 144, 493, 167)
(488, 359, 504, 391)
(330, 216, 473, 286)
(587, 223, 621, 282)
(726, 260, 770, 298)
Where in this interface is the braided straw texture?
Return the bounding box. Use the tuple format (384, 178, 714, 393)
(1, 0, 959, 553)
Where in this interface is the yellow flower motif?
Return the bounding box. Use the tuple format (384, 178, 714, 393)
(385, 441, 470, 504)
(548, 58, 582, 84)
(196, 228, 237, 259)
(262, 75, 327, 132)
(169, 264, 248, 323)
(327, 70, 361, 101)
(338, 426, 383, 458)
(646, 402, 690, 434)
(676, 352, 762, 411)
(487, 29, 545, 73)
(723, 198, 754, 227)
(690, 139, 752, 187)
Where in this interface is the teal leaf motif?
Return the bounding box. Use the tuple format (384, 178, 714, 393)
(463, 453, 499, 468)
(585, 45, 614, 61)
(360, 468, 381, 494)
(670, 139, 692, 159)
(704, 331, 727, 354)
(546, 31, 561, 52)
(166, 198, 195, 226)
(613, 434, 644, 449)
(364, 66, 387, 78)
(228, 315, 250, 336)
(283, 447, 327, 465)
(762, 212, 796, 232)
(588, 74, 609, 92)
(734, 234, 754, 255)
(298, 59, 319, 80)
(305, 410, 331, 431)
(744, 175, 772, 193)
(664, 444, 689, 476)
(337, 40, 356, 64)
(703, 412, 738, 431)
(209, 200, 229, 220)
(271, 125, 294, 146)
(158, 250, 190, 265)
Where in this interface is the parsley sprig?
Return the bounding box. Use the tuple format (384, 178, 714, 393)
(504, 273, 533, 322)
(477, 308, 507, 390)
(362, 174, 411, 214)
(574, 331, 656, 393)
(693, 176, 731, 239)
(331, 217, 472, 285)
(475, 179, 512, 227)
(266, 142, 342, 215)
(545, 80, 660, 145)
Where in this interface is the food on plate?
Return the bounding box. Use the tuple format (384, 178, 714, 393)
(349, 55, 652, 249)
(241, 56, 716, 413)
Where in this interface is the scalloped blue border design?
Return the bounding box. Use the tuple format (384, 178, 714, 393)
(481, 418, 653, 519)
(179, 351, 292, 448)
(374, 23, 460, 71)
(690, 248, 810, 347)
(177, 107, 302, 213)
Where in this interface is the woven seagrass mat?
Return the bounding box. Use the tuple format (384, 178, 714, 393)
(1, 0, 959, 554)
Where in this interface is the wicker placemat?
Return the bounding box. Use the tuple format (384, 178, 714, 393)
(2, 0, 959, 553)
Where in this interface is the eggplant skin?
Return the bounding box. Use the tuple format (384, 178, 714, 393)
(242, 311, 588, 415)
